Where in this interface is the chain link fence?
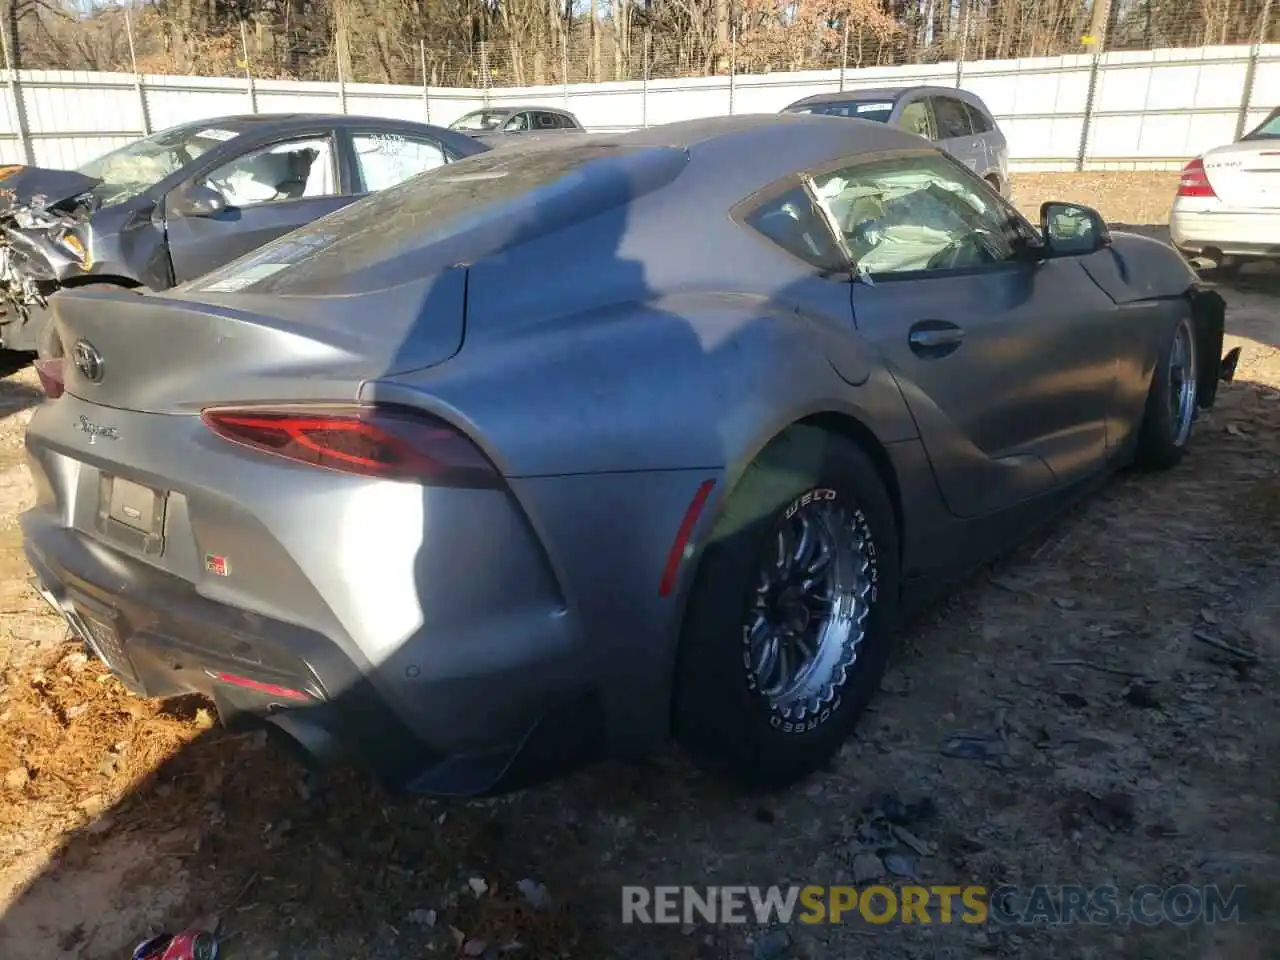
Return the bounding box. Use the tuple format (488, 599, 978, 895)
(2, 0, 1275, 86)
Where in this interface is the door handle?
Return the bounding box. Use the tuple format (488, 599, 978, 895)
(908, 321, 965, 358)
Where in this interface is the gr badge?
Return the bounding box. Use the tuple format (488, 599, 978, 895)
(204, 554, 231, 577)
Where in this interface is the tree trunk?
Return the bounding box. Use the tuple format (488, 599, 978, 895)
(590, 0, 601, 81)
(333, 0, 353, 82)
(4, 0, 19, 71)
(1089, 0, 1112, 46)
(713, 0, 729, 74)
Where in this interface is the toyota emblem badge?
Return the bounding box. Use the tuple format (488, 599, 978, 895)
(72, 339, 104, 383)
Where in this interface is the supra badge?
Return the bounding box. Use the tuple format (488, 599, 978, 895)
(204, 554, 231, 577)
(77, 414, 119, 444)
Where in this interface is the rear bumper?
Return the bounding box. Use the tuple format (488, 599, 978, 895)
(21, 513, 605, 796)
(1169, 203, 1280, 259)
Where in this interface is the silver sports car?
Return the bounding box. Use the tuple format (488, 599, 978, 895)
(23, 115, 1236, 796)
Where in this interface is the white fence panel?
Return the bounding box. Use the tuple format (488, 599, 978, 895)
(145, 75, 252, 132)
(254, 79, 344, 115)
(0, 43, 1273, 171)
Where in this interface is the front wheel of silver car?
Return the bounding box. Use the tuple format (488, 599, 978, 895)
(1135, 315, 1199, 470)
(673, 427, 900, 789)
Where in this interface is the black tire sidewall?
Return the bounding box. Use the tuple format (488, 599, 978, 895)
(674, 427, 900, 787)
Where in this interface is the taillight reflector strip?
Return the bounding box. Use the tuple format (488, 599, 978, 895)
(659, 479, 717, 597)
(211, 671, 313, 702)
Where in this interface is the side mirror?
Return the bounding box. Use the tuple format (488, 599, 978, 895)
(169, 183, 228, 218)
(1040, 201, 1111, 257)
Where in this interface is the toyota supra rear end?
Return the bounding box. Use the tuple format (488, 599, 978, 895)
(23, 116, 1233, 796)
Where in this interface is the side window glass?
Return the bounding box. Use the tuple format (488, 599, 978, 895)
(930, 97, 973, 139)
(814, 102, 856, 117)
(811, 155, 1019, 277)
(204, 137, 336, 207)
(503, 112, 531, 132)
(898, 100, 933, 139)
(743, 185, 845, 272)
(534, 112, 558, 130)
(556, 114, 577, 129)
(352, 133, 446, 192)
(963, 102, 993, 134)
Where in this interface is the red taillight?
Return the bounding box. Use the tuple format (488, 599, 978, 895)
(33, 357, 64, 399)
(200, 405, 499, 486)
(1177, 157, 1217, 198)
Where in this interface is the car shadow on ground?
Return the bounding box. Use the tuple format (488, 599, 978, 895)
(0, 352, 43, 423)
(0, 662, 770, 959)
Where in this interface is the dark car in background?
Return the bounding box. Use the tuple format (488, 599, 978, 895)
(783, 86, 1010, 196)
(0, 113, 489, 357)
(448, 105, 585, 146)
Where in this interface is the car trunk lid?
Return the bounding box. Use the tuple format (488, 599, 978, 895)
(1202, 140, 1280, 209)
(54, 267, 468, 415)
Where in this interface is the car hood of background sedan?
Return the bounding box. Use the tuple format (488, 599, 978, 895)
(0, 164, 101, 215)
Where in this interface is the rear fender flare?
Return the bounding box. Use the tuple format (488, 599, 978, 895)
(663, 406, 908, 702)
(1187, 285, 1226, 409)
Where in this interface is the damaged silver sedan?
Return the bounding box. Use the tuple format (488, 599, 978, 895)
(0, 113, 488, 356)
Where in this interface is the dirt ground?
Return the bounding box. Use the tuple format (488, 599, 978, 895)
(0, 172, 1277, 960)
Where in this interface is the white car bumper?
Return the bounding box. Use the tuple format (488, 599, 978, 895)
(1169, 199, 1280, 259)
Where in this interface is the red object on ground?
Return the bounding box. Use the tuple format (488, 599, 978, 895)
(132, 929, 218, 960)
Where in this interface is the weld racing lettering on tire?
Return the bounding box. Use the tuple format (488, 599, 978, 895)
(741, 487, 879, 736)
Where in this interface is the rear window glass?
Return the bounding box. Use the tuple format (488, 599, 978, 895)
(787, 100, 894, 124)
(1243, 108, 1280, 139)
(743, 185, 845, 273)
(186, 143, 688, 296)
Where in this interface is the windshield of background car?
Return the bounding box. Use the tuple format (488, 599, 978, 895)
(785, 100, 895, 124)
(448, 111, 510, 131)
(1243, 109, 1280, 139)
(77, 125, 238, 206)
(185, 143, 689, 296)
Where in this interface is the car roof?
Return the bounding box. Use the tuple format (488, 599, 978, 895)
(172, 114, 939, 301)
(172, 113, 461, 135)
(462, 105, 573, 115)
(504, 113, 930, 203)
(788, 85, 991, 111)
(610, 112, 920, 163)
